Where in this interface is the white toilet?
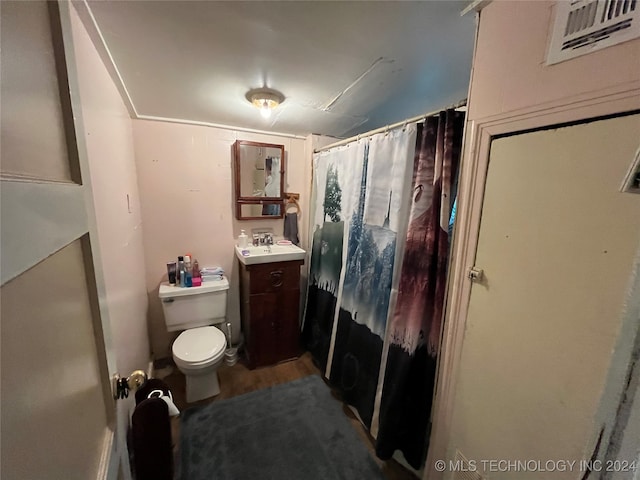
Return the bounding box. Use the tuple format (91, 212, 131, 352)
(158, 278, 230, 403)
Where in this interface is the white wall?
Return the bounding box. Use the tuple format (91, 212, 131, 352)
(132, 120, 309, 359)
(429, 1, 640, 478)
(70, 3, 150, 376)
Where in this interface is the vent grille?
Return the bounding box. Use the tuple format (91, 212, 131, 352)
(452, 451, 484, 480)
(621, 146, 640, 194)
(547, 0, 640, 65)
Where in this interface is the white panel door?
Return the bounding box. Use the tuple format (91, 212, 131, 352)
(456, 113, 640, 477)
(1, 1, 120, 479)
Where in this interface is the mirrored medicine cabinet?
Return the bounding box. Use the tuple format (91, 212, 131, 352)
(233, 140, 285, 220)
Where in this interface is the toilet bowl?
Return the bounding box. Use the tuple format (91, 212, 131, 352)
(159, 278, 230, 403)
(172, 326, 227, 402)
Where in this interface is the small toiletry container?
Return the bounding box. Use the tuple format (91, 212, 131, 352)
(238, 230, 248, 248)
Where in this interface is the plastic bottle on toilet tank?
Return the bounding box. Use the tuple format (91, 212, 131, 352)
(192, 259, 201, 287)
(177, 256, 185, 287)
(184, 255, 193, 287)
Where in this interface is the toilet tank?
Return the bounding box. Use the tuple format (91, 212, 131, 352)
(158, 278, 229, 332)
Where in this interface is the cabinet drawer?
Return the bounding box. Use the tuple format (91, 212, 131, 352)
(247, 261, 302, 294)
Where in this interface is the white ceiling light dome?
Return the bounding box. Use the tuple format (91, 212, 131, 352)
(245, 88, 285, 119)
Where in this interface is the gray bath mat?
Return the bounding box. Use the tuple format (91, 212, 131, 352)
(180, 375, 386, 480)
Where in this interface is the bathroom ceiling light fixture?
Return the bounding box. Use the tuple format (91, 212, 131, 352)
(245, 88, 285, 119)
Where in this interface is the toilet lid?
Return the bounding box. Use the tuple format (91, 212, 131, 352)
(173, 326, 226, 364)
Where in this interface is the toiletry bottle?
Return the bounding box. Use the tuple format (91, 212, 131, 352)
(177, 256, 185, 287)
(184, 255, 193, 288)
(167, 262, 177, 286)
(238, 230, 248, 248)
(192, 259, 201, 287)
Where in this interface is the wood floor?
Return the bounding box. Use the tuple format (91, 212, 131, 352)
(159, 351, 418, 480)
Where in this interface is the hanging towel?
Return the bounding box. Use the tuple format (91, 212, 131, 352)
(283, 213, 299, 246)
(132, 378, 174, 480)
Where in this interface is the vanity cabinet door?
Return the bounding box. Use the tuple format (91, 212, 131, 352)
(277, 289, 301, 360)
(240, 260, 303, 369)
(248, 293, 280, 367)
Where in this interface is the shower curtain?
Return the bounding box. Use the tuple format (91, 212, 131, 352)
(303, 126, 417, 427)
(302, 140, 367, 373)
(375, 110, 464, 468)
(303, 109, 464, 469)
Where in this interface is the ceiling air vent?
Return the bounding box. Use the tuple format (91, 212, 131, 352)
(546, 0, 640, 65)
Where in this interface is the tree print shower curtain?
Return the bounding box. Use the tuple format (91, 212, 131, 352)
(302, 141, 366, 372)
(328, 127, 417, 428)
(303, 125, 417, 425)
(303, 110, 464, 469)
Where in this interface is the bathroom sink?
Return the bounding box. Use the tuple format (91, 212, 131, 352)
(235, 243, 306, 265)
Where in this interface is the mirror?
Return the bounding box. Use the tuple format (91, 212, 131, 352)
(237, 203, 285, 219)
(234, 140, 285, 220)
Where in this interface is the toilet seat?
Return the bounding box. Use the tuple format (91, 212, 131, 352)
(172, 326, 226, 369)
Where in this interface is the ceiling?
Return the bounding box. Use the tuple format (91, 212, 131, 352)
(85, 1, 476, 139)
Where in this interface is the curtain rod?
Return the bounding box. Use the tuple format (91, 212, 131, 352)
(314, 99, 467, 153)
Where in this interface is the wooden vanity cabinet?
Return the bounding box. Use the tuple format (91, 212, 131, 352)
(239, 259, 304, 369)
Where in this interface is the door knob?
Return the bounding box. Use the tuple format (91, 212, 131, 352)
(112, 370, 148, 400)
